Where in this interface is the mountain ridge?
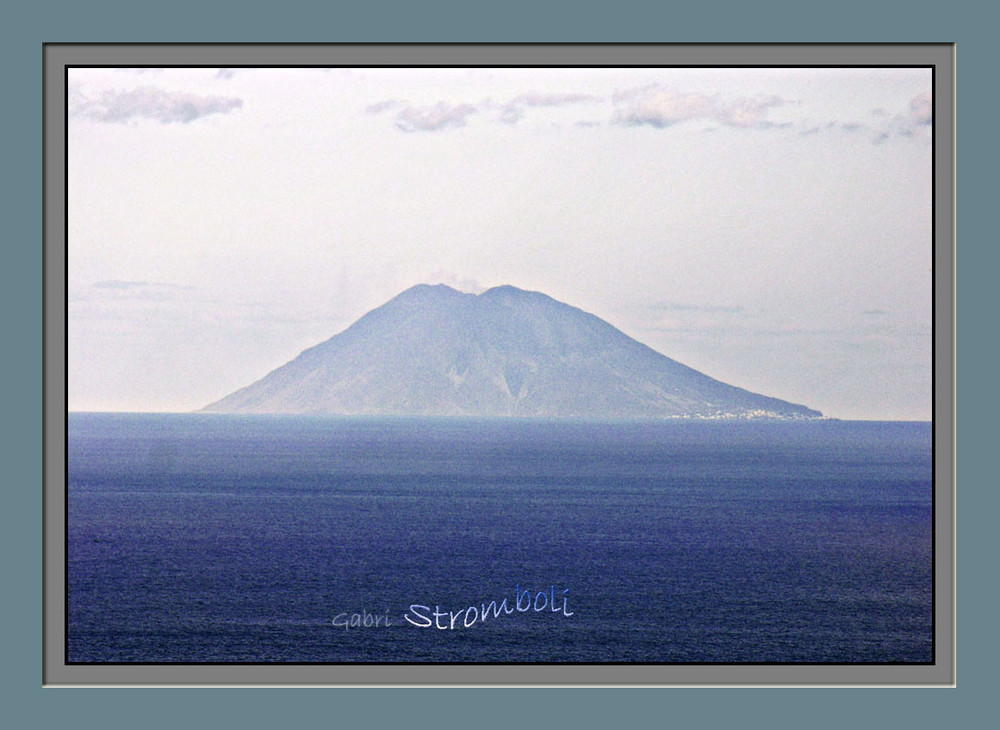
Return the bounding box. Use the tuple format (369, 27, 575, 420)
(202, 283, 822, 419)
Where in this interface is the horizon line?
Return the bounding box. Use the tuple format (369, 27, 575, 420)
(65, 409, 933, 424)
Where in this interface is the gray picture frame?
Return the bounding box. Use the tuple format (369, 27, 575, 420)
(44, 42, 955, 686)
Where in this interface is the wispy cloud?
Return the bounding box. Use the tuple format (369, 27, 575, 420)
(70, 85, 243, 124)
(800, 120, 878, 139)
(93, 280, 149, 290)
(908, 92, 933, 126)
(640, 301, 748, 336)
(512, 91, 601, 107)
(613, 85, 787, 130)
(365, 99, 404, 115)
(714, 94, 787, 128)
(873, 91, 933, 143)
(807, 92, 932, 145)
(367, 86, 788, 133)
(367, 90, 603, 131)
(425, 271, 485, 294)
(496, 91, 602, 126)
(393, 102, 478, 133)
(93, 280, 195, 291)
(114, 68, 165, 76)
(363, 84, 928, 143)
(497, 105, 524, 125)
(73, 280, 197, 306)
(650, 301, 745, 314)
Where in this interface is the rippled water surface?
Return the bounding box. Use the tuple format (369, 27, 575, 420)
(68, 414, 933, 663)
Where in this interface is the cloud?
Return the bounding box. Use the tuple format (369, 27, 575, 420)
(908, 92, 933, 126)
(495, 91, 603, 126)
(496, 104, 523, 125)
(650, 301, 745, 314)
(393, 101, 478, 133)
(871, 91, 933, 144)
(425, 272, 485, 294)
(93, 280, 194, 291)
(641, 301, 747, 335)
(367, 98, 478, 131)
(613, 86, 714, 128)
(613, 85, 787, 130)
(368, 90, 603, 130)
(365, 99, 404, 115)
(114, 68, 165, 76)
(510, 92, 601, 108)
(861, 309, 888, 316)
(799, 93, 931, 144)
(367, 86, 794, 134)
(838, 122, 867, 133)
(714, 94, 786, 128)
(93, 280, 149, 290)
(71, 85, 243, 124)
(801, 120, 874, 138)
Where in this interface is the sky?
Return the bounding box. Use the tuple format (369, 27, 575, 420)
(67, 66, 933, 420)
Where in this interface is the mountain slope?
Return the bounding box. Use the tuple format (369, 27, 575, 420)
(201, 284, 822, 419)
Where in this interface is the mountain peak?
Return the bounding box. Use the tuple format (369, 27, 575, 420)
(481, 284, 527, 296)
(202, 284, 821, 419)
(393, 282, 470, 300)
(479, 284, 552, 302)
(395, 283, 548, 300)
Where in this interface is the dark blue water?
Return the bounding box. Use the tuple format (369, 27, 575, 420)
(67, 414, 933, 663)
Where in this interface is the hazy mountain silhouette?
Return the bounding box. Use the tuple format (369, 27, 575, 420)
(202, 284, 822, 419)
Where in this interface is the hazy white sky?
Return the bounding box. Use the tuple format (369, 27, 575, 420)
(68, 66, 933, 419)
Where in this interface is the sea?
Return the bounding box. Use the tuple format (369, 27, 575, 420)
(66, 414, 934, 664)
